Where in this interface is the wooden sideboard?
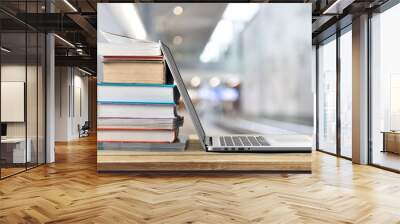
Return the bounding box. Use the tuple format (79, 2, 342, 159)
(382, 131, 400, 155)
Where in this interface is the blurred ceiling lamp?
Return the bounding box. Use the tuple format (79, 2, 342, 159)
(173, 6, 184, 15)
(1, 47, 11, 53)
(190, 76, 201, 87)
(200, 20, 233, 63)
(63, 0, 78, 12)
(173, 35, 183, 45)
(200, 3, 260, 63)
(209, 77, 221, 87)
(54, 34, 75, 48)
(200, 42, 219, 64)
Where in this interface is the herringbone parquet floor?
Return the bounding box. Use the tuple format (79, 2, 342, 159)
(1, 136, 400, 224)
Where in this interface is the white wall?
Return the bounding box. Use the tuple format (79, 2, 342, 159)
(55, 67, 89, 141)
(1, 65, 38, 137)
(71, 74, 89, 138)
(1, 63, 46, 163)
(55, 67, 69, 141)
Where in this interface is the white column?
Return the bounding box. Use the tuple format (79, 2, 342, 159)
(46, 32, 55, 163)
(45, 0, 56, 163)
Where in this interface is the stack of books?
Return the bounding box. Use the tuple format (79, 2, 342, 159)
(97, 42, 184, 150)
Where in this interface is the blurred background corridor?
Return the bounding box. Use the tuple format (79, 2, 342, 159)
(124, 3, 314, 136)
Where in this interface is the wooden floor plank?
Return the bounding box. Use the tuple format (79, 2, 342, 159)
(0, 135, 400, 223)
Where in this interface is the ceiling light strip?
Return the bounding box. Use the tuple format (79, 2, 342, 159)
(78, 67, 93, 76)
(322, 0, 355, 15)
(54, 34, 75, 48)
(1, 47, 11, 53)
(63, 0, 78, 12)
(200, 3, 260, 63)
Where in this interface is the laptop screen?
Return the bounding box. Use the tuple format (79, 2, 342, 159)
(161, 43, 207, 146)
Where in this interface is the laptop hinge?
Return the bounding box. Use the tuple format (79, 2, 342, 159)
(204, 136, 211, 146)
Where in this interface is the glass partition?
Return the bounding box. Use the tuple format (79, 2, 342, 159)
(317, 36, 337, 154)
(0, 1, 46, 179)
(1, 30, 28, 177)
(27, 30, 38, 169)
(339, 28, 352, 158)
(26, 0, 44, 169)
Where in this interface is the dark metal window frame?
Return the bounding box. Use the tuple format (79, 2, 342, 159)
(315, 19, 353, 161)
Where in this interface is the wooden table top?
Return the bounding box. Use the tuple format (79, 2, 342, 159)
(97, 136, 312, 173)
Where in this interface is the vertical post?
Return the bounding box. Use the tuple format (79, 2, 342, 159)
(24, 81, 27, 169)
(46, 1, 55, 163)
(352, 14, 369, 164)
(336, 30, 341, 156)
(0, 23, 2, 179)
(367, 12, 373, 165)
(315, 45, 320, 150)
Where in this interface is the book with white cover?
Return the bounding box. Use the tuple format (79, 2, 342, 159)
(98, 103, 176, 119)
(98, 31, 161, 56)
(97, 83, 179, 103)
(97, 128, 177, 143)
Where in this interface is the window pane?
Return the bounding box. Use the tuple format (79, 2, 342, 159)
(340, 30, 352, 158)
(318, 37, 337, 154)
(27, 30, 38, 169)
(27, 0, 39, 169)
(371, 4, 400, 171)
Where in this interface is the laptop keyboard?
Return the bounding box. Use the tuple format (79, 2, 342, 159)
(219, 136, 269, 147)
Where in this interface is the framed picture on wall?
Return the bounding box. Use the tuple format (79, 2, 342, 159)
(1, 81, 25, 122)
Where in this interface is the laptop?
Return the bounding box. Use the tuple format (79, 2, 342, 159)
(161, 43, 311, 153)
